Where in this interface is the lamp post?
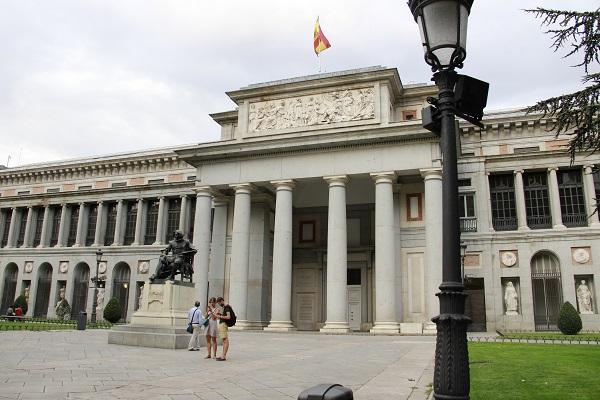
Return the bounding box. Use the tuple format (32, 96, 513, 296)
(91, 248, 103, 325)
(461, 241, 468, 284)
(407, 1, 478, 399)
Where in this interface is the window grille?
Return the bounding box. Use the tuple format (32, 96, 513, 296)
(67, 206, 79, 246)
(489, 174, 517, 231)
(166, 198, 181, 238)
(1, 209, 13, 247)
(123, 202, 137, 245)
(32, 208, 44, 247)
(85, 205, 98, 246)
(458, 178, 471, 187)
(144, 200, 159, 245)
(104, 203, 118, 246)
(16, 208, 28, 247)
(49, 207, 61, 246)
(524, 172, 552, 229)
(558, 169, 586, 227)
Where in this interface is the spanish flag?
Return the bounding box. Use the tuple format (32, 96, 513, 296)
(313, 17, 331, 56)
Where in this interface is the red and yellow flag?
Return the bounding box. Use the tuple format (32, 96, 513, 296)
(313, 17, 331, 55)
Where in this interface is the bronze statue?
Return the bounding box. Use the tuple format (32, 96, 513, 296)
(149, 230, 197, 283)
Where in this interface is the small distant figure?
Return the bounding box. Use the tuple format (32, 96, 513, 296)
(216, 297, 234, 361)
(6, 307, 15, 322)
(203, 297, 219, 359)
(187, 301, 203, 351)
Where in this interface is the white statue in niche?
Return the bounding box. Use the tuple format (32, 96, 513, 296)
(577, 280, 594, 314)
(96, 288, 105, 316)
(504, 281, 519, 315)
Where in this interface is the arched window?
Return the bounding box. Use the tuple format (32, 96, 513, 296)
(1, 263, 18, 313)
(34, 263, 53, 317)
(72, 263, 90, 318)
(531, 251, 563, 331)
(112, 262, 131, 321)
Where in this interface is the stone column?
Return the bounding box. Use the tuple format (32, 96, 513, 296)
(266, 180, 296, 332)
(6, 208, 19, 248)
(73, 203, 87, 247)
(38, 206, 51, 248)
(56, 204, 69, 247)
(514, 170, 530, 231)
(583, 165, 600, 227)
(548, 167, 566, 229)
(153, 196, 167, 245)
(93, 201, 106, 247)
(21, 206, 35, 248)
(421, 168, 443, 319)
(370, 172, 399, 334)
(321, 175, 350, 333)
(208, 199, 229, 299)
(112, 199, 125, 246)
(132, 198, 145, 245)
(228, 183, 252, 327)
(192, 187, 213, 306)
(179, 195, 189, 236)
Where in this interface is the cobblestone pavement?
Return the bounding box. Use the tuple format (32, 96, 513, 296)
(0, 330, 435, 400)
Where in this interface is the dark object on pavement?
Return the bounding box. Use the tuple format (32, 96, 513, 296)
(298, 384, 353, 400)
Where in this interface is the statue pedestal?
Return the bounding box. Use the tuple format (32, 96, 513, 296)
(108, 281, 197, 349)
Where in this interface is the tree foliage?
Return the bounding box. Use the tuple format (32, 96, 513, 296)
(103, 297, 122, 323)
(525, 8, 600, 159)
(557, 301, 582, 335)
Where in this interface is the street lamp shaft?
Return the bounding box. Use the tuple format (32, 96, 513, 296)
(91, 261, 99, 325)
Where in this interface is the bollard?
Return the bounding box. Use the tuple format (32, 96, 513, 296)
(77, 311, 87, 330)
(298, 384, 353, 400)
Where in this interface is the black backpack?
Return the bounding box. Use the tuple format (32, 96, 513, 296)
(224, 305, 236, 327)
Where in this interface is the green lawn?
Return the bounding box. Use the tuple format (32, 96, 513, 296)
(469, 342, 600, 400)
(500, 332, 600, 342)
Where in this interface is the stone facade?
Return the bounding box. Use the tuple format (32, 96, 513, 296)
(1, 66, 599, 333)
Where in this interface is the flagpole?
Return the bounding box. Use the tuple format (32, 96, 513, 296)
(318, 54, 321, 73)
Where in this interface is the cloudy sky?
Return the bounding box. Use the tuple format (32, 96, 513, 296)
(0, 0, 594, 167)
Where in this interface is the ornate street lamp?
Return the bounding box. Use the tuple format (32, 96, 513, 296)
(407, 1, 486, 399)
(91, 248, 103, 325)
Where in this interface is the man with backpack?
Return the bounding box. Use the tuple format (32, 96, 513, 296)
(215, 297, 235, 361)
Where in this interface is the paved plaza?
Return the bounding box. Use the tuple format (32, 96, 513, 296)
(0, 329, 435, 400)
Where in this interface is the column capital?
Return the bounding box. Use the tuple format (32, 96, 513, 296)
(323, 175, 348, 186)
(370, 171, 396, 184)
(229, 183, 254, 194)
(271, 180, 296, 190)
(27, 205, 34, 210)
(514, 169, 524, 175)
(584, 165, 595, 174)
(97, 200, 104, 205)
(194, 185, 217, 197)
(420, 168, 442, 180)
(548, 167, 559, 172)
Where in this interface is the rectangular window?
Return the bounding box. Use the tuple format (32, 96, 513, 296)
(111, 182, 127, 188)
(148, 178, 164, 185)
(523, 172, 552, 229)
(144, 200, 160, 245)
(67, 206, 79, 247)
(459, 193, 477, 232)
(32, 208, 44, 247)
(78, 185, 92, 190)
(85, 205, 98, 246)
(406, 193, 423, 221)
(513, 146, 540, 154)
(458, 178, 472, 187)
(16, 208, 28, 247)
(104, 203, 118, 246)
(186, 175, 197, 181)
(299, 221, 316, 243)
(123, 202, 138, 245)
(17, 191, 30, 196)
(46, 188, 60, 193)
(49, 206, 62, 246)
(166, 198, 181, 237)
(558, 169, 586, 227)
(489, 174, 517, 231)
(1, 209, 13, 247)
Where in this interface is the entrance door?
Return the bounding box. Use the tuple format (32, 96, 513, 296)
(34, 264, 53, 317)
(347, 267, 362, 331)
(1, 264, 18, 314)
(72, 263, 90, 318)
(531, 252, 563, 331)
(464, 278, 486, 332)
(112, 263, 131, 321)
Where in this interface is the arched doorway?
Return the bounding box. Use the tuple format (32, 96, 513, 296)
(112, 262, 131, 321)
(72, 263, 90, 318)
(34, 263, 53, 317)
(1, 263, 18, 314)
(531, 251, 563, 331)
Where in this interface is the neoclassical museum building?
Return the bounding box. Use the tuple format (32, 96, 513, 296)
(1, 67, 599, 333)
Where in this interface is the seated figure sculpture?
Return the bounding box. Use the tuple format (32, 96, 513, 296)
(150, 230, 197, 283)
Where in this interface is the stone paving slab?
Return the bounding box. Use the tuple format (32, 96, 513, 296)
(0, 330, 435, 399)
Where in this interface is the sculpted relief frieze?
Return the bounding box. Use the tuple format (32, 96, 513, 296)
(248, 87, 375, 132)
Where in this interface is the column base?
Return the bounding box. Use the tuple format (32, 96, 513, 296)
(229, 320, 266, 331)
(320, 322, 350, 334)
(517, 226, 530, 231)
(553, 224, 567, 230)
(264, 321, 297, 332)
(590, 222, 600, 229)
(370, 322, 400, 335)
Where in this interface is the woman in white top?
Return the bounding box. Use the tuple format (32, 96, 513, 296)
(203, 297, 219, 359)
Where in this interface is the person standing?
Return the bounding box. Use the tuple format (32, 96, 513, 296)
(187, 301, 203, 351)
(216, 297, 232, 361)
(203, 297, 219, 359)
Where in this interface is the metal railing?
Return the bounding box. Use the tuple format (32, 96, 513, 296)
(460, 217, 477, 232)
(492, 217, 517, 231)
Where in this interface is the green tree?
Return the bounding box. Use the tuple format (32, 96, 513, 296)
(525, 8, 599, 158)
(557, 301, 582, 335)
(13, 294, 28, 315)
(103, 297, 122, 323)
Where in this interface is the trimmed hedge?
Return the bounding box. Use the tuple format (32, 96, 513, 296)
(103, 297, 122, 323)
(558, 301, 582, 335)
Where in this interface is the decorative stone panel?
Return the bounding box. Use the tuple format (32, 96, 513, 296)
(572, 247, 592, 265)
(58, 261, 69, 274)
(138, 260, 150, 274)
(500, 250, 518, 268)
(24, 261, 33, 274)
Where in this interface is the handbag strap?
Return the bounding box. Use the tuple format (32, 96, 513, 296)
(190, 308, 197, 323)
